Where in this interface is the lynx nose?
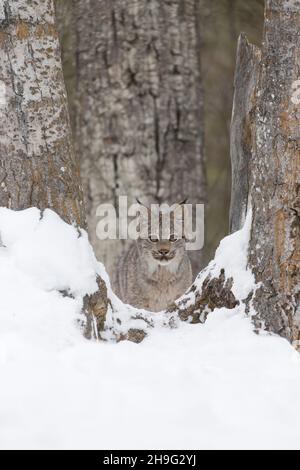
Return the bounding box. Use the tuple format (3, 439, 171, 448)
(159, 248, 170, 256)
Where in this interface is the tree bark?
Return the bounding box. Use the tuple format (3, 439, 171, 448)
(0, 0, 109, 332)
(248, 0, 300, 344)
(74, 0, 207, 277)
(230, 1, 300, 346)
(229, 34, 261, 233)
(54, 0, 76, 132)
(0, 0, 85, 227)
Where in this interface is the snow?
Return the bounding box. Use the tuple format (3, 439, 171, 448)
(212, 208, 255, 299)
(175, 209, 255, 310)
(0, 208, 300, 450)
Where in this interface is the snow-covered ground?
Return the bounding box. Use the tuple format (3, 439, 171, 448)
(0, 208, 300, 450)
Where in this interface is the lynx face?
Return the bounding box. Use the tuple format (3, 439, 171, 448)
(138, 233, 186, 268)
(136, 205, 188, 272)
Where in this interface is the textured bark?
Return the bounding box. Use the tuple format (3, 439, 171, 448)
(229, 34, 261, 233)
(0, 0, 109, 331)
(0, 0, 85, 226)
(248, 0, 300, 344)
(74, 0, 207, 276)
(168, 269, 239, 323)
(54, 0, 76, 131)
(83, 276, 109, 340)
(229, 1, 300, 346)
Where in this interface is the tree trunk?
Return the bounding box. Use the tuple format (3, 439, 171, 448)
(0, 0, 109, 332)
(249, 0, 300, 344)
(54, 0, 76, 132)
(229, 34, 261, 233)
(74, 0, 207, 277)
(231, 1, 300, 346)
(0, 0, 85, 227)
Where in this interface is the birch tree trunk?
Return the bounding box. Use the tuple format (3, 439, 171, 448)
(54, 0, 76, 132)
(231, 0, 300, 346)
(0, 0, 85, 227)
(74, 0, 207, 277)
(0, 0, 108, 331)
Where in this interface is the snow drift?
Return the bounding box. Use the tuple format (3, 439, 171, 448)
(0, 207, 300, 450)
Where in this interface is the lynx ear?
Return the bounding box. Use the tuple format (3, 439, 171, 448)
(136, 197, 151, 213)
(135, 197, 150, 210)
(173, 198, 188, 212)
(136, 197, 146, 206)
(178, 198, 188, 205)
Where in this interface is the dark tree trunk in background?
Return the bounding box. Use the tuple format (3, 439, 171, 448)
(74, 0, 207, 277)
(0, 0, 85, 227)
(231, 0, 300, 346)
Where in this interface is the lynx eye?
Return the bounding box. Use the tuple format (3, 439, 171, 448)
(149, 235, 159, 243)
(169, 234, 178, 242)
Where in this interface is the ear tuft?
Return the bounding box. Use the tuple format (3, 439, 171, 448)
(136, 197, 151, 212)
(178, 198, 188, 205)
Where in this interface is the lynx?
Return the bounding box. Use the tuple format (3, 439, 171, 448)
(113, 201, 192, 312)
